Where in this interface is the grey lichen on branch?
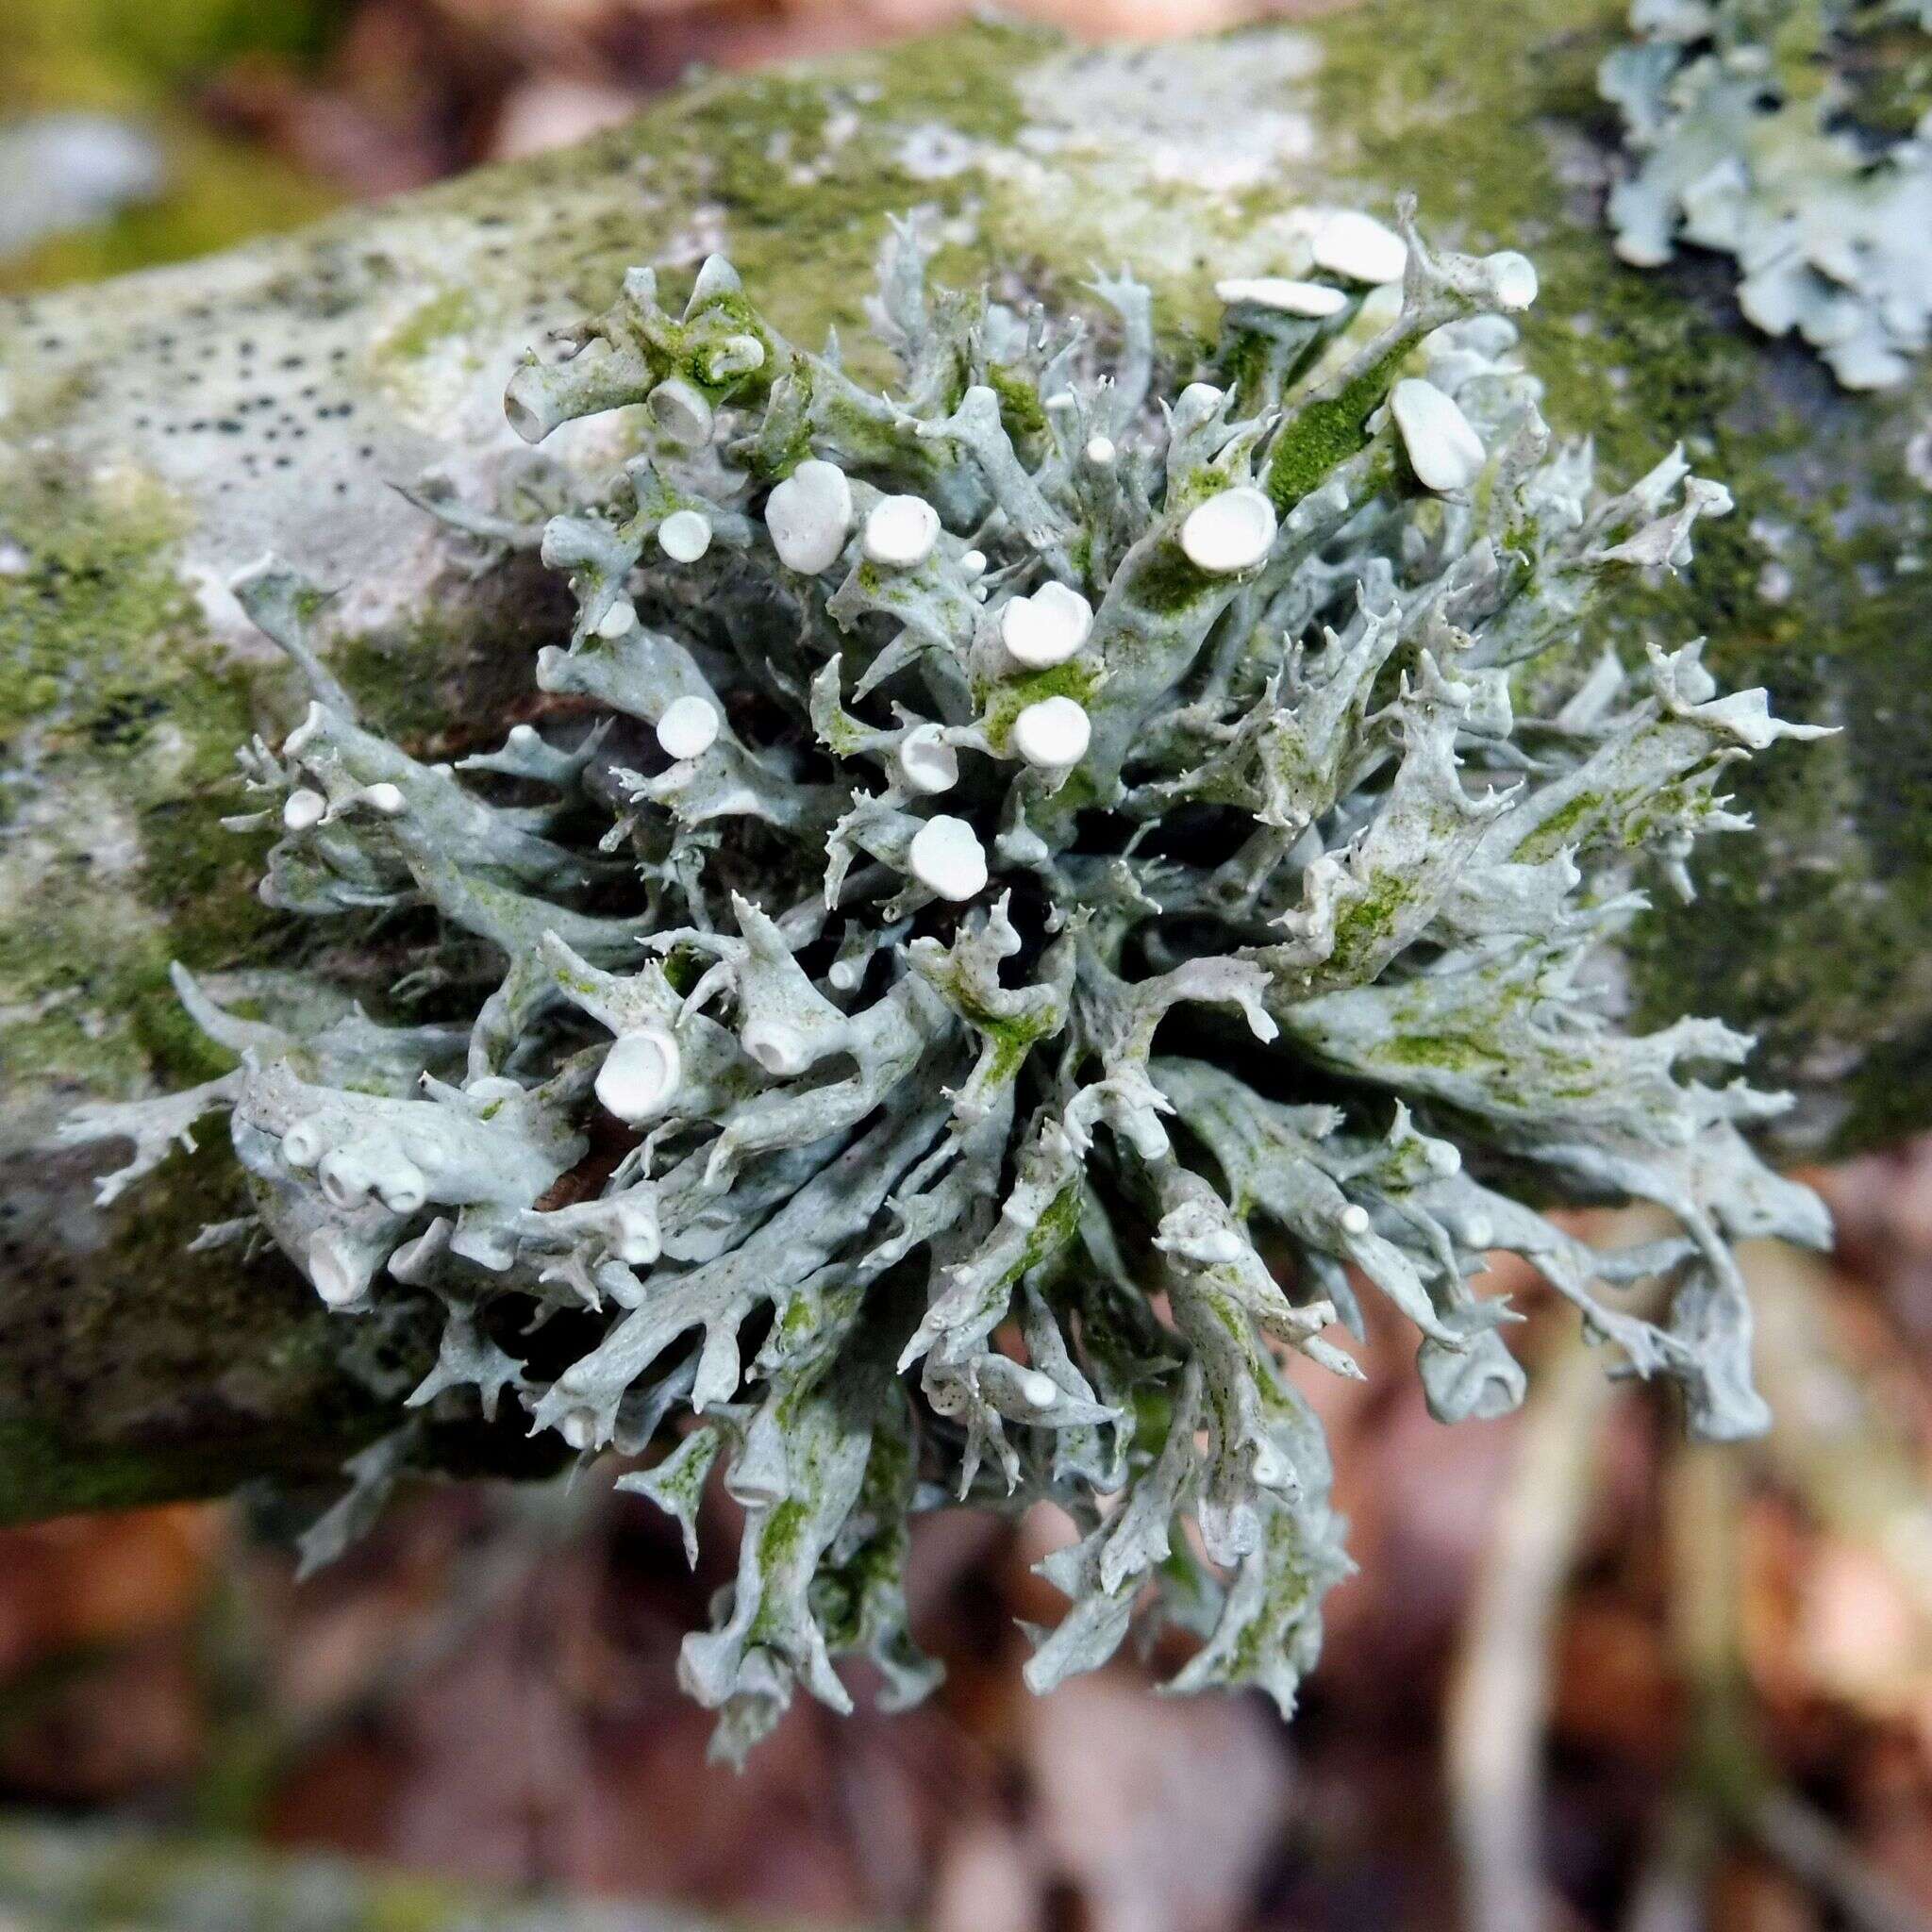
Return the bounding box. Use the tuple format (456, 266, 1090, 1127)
(62, 206, 1832, 1759)
(1601, 0, 1932, 388)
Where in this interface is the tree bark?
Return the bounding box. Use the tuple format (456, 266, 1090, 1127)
(3, 0, 1928, 1516)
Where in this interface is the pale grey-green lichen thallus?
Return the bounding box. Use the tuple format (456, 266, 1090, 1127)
(61, 202, 1832, 1764)
(1601, 0, 1932, 388)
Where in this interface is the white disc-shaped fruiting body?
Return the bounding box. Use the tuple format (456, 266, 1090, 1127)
(709, 334, 766, 378)
(1011, 695, 1091, 770)
(1180, 486, 1278, 575)
(596, 1025, 684, 1122)
(1391, 378, 1488, 492)
(282, 788, 326, 831)
(308, 1230, 372, 1307)
(1339, 1203, 1372, 1236)
(764, 459, 853, 573)
(741, 1018, 816, 1077)
(649, 377, 714, 446)
(862, 494, 941, 568)
(1215, 276, 1348, 317)
(372, 1160, 427, 1214)
(595, 597, 636, 639)
(1488, 252, 1539, 311)
(908, 814, 988, 901)
(316, 1148, 369, 1209)
(281, 1117, 327, 1169)
(1312, 210, 1408, 285)
(1000, 580, 1093, 668)
(607, 1201, 660, 1266)
(558, 1408, 600, 1452)
(897, 723, 959, 795)
(656, 694, 721, 761)
(658, 509, 712, 562)
(1084, 435, 1117, 466)
(1019, 1370, 1059, 1409)
(361, 782, 406, 816)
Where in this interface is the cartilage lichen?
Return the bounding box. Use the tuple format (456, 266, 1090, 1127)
(1601, 0, 1932, 387)
(64, 202, 1832, 1761)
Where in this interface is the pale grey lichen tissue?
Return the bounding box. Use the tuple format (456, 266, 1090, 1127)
(65, 205, 1832, 1761)
(1601, 0, 1932, 387)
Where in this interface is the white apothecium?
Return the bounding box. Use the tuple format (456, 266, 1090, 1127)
(596, 1025, 683, 1122)
(764, 459, 853, 573)
(908, 814, 988, 900)
(658, 509, 712, 562)
(1312, 210, 1408, 285)
(1391, 377, 1487, 492)
(1000, 580, 1093, 668)
(1011, 695, 1091, 770)
(1215, 276, 1348, 317)
(897, 723, 959, 795)
(1180, 486, 1278, 575)
(656, 694, 721, 760)
(282, 788, 325, 830)
(862, 494, 940, 568)
(1019, 1370, 1059, 1409)
(308, 1231, 370, 1307)
(1487, 251, 1539, 310)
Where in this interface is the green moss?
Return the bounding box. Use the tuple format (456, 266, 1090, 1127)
(0, 0, 340, 298)
(378, 286, 481, 366)
(1126, 539, 1219, 617)
(1379, 1031, 1507, 1074)
(0, 1418, 268, 1522)
(980, 655, 1103, 743)
(11, 0, 338, 88)
(987, 360, 1049, 446)
(0, 457, 290, 1090)
(1325, 870, 1409, 974)
(0, 128, 337, 297)
(1512, 791, 1602, 866)
(637, 29, 1035, 371)
(1265, 338, 1408, 510)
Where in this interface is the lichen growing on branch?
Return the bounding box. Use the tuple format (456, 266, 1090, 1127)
(63, 202, 1831, 1761)
(1601, 0, 1932, 387)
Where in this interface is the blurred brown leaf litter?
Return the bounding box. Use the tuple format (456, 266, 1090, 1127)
(1, 1158, 1930, 1927)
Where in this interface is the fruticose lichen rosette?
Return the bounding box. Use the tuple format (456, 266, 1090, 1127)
(65, 203, 1831, 1761)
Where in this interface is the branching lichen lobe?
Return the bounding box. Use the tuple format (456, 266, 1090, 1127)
(64, 206, 1831, 1761)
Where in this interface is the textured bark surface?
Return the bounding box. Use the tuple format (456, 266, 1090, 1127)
(3, 0, 1928, 1516)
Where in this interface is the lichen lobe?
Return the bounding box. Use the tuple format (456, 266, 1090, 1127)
(61, 207, 1830, 1762)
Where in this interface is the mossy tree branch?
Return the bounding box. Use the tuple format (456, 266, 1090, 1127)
(3, 0, 1928, 1517)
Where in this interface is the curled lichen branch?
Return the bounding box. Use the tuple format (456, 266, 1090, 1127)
(64, 203, 1829, 1762)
